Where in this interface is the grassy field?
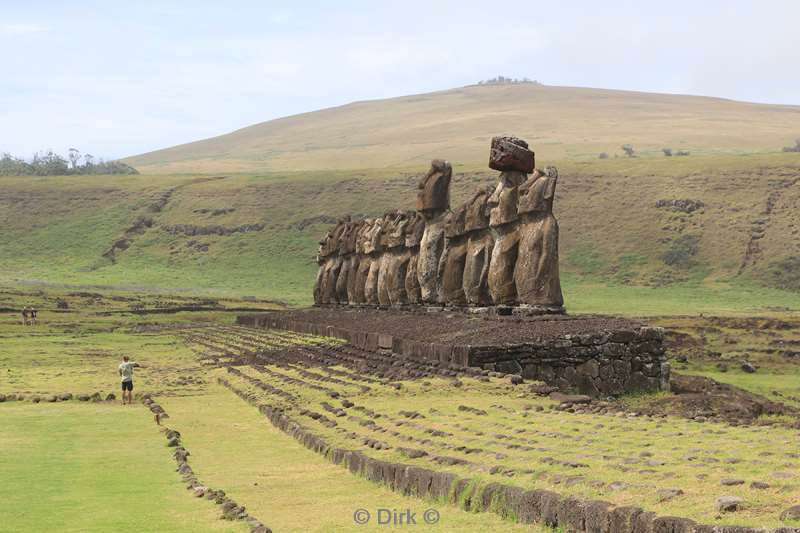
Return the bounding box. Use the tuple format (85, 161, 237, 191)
(204, 325, 800, 529)
(0, 402, 245, 533)
(0, 288, 554, 532)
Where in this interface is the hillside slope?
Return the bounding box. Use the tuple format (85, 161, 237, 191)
(124, 84, 800, 173)
(2, 154, 800, 311)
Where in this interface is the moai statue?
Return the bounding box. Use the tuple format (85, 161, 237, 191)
(346, 220, 368, 304)
(385, 211, 412, 306)
(363, 216, 385, 305)
(416, 159, 452, 303)
(335, 221, 355, 304)
(404, 212, 425, 304)
(323, 218, 349, 304)
(353, 219, 375, 305)
(376, 212, 400, 307)
(318, 219, 343, 304)
(462, 186, 494, 305)
(313, 231, 331, 305)
(486, 137, 534, 305)
(437, 203, 468, 305)
(515, 166, 564, 310)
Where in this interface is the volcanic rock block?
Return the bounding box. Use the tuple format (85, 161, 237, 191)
(416, 159, 452, 212)
(489, 136, 535, 173)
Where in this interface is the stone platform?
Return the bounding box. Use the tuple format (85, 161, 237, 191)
(236, 308, 669, 397)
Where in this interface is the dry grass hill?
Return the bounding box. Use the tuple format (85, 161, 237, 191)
(124, 83, 800, 173)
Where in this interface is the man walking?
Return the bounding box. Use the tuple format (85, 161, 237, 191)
(118, 355, 143, 405)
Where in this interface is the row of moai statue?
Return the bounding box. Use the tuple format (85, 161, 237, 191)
(313, 136, 564, 312)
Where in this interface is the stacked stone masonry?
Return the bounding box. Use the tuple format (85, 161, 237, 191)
(236, 313, 669, 396)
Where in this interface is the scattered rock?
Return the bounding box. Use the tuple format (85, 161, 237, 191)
(716, 496, 744, 512)
(750, 481, 770, 490)
(720, 478, 745, 486)
(781, 505, 800, 521)
(740, 361, 757, 373)
(657, 488, 684, 502)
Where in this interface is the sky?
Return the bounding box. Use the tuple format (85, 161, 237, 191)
(2, 0, 799, 160)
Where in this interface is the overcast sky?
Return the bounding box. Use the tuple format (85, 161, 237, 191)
(2, 0, 799, 159)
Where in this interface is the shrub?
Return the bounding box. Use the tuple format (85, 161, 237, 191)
(763, 256, 800, 291)
(782, 138, 800, 152)
(675, 150, 690, 156)
(662, 234, 700, 268)
(621, 144, 635, 157)
(598, 152, 609, 159)
(662, 148, 673, 157)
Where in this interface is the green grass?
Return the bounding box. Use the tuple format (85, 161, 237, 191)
(220, 359, 800, 528)
(0, 402, 244, 533)
(159, 385, 544, 532)
(3, 149, 800, 311)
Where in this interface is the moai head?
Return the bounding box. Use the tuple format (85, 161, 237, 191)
(519, 167, 559, 215)
(489, 136, 535, 173)
(416, 159, 452, 212)
(318, 231, 332, 261)
(487, 137, 533, 227)
(344, 220, 363, 254)
(386, 211, 409, 249)
(357, 219, 374, 254)
(488, 171, 525, 227)
(404, 211, 426, 248)
(445, 203, 468, 239)
(364, 216, 384, 255)
(464, 185, 493, 232)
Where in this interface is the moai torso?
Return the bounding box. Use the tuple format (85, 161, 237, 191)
(385, 212, 412, 306)
(404, 212, 425, 304)
(515, 167, 564, 309)
(335, 222, 356, 304)
(462, 186, 494, 305)
(416, 160, 452, 303)
(353, 219, 375, 304)
(377, 212, 401, 306)
(437, 203, 468, 305)
(364, 218, 384, 305)
(487, 171, 526, 305)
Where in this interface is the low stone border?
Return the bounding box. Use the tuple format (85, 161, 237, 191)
(0, 391, 116, 402)
(140, 395, 271, 533)
(219, 376, 800, 533)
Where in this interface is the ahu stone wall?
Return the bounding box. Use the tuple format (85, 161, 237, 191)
(237, 313, 669, 397)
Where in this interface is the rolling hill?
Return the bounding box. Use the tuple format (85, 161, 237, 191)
(2, 84, 800, 312)
(124, 83, 800, 173)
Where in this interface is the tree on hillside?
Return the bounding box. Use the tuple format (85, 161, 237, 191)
(68, 148, 81, 169)
(621, 144, 636, 157)
(0, 149, 138, 176)
(782, 138, 800, 152)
